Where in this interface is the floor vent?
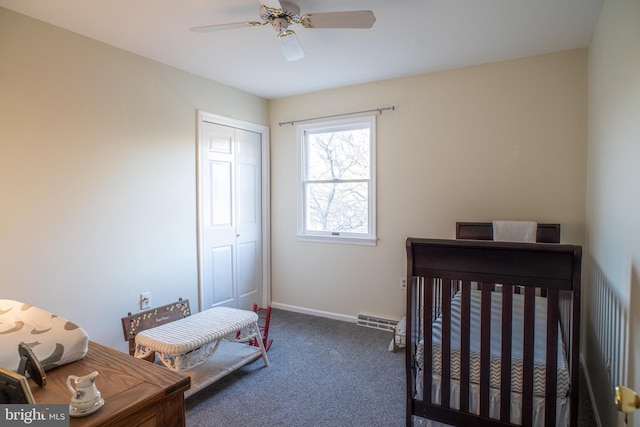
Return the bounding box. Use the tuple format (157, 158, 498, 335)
(356, 314, 397, 332)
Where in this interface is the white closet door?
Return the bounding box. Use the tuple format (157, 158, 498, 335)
(234, 128, 262, 309)
(199, 120, 263, 310)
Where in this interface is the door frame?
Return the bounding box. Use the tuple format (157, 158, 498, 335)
(196, 110, 271, 312)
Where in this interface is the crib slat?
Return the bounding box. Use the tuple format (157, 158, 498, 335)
(545, 289, 559, 427)
(522, 287, 536, 427)
(434, 279, 441, 322)
(479, 283, 491, 417)
(441, 279, 452, 408)
(424, 277, 433, 405)
(500, 284, 514, 423)
(570, 263, 581, 427)
(459, 282, 471, 412)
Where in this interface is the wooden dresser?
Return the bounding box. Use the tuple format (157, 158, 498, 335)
(29, 341, 190, 427)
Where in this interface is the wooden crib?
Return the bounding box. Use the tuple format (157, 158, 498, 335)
(405, 223, 581, 427)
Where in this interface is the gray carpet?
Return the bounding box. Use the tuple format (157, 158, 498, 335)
(578, 366, 598, 427)
(185, 308, 598, 426)
(186, 309, 405, 427)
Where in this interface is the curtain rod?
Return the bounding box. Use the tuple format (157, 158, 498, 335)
(278, 106, 395, 126)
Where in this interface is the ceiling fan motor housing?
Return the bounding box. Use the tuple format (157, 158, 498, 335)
(271, 17, 290, 33)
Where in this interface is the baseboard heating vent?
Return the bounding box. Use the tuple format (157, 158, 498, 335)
(357, 314, 397, 332)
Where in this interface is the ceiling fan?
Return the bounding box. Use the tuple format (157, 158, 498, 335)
(191, 0, 376, 62)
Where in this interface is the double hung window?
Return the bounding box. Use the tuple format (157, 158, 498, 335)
(297, 115, 376, 245)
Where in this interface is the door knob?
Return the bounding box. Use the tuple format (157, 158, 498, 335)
(616, 385, 640, 413)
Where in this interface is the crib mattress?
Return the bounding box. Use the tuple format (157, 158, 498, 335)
(416, 289, 570, 397)
(416, 376, 569, 427)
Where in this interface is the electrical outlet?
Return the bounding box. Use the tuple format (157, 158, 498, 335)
(140, 292, 151, 310)
(400, 278, 407, 290)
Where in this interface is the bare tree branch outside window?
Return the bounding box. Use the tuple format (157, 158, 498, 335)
(304, 126, 370, 233)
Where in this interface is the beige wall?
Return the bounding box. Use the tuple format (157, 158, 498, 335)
(269, 49, 588, 322)
(0, 8, 268, 350)
(0, 6, 592, 361)
(586, 0, 640, 425)
(5, 4, 635, 425)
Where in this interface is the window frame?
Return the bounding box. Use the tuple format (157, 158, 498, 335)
(296, 115, 377, 246)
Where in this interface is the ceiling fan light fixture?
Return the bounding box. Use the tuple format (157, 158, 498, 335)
(277, 30, 305, 61)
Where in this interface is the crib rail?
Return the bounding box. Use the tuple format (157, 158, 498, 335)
(406, 238, 581, 427)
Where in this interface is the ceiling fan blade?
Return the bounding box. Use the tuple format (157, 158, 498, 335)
(191, 21, 262, 32)
(260, 0, 283, 9)
(277, 30, 305, 61)
(301, 10, 376, 29)
(278, 0, 301, 19)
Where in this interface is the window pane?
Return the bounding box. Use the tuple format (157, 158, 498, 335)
(305, 182, 368, 233)
(306, 127, 370, 181)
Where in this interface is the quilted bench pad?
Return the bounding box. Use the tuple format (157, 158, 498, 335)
(135, 307, 258, 355)
(134, 307, 264, 372)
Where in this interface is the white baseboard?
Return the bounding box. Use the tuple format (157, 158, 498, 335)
(580, 353, 602, 427)
(270, 302, 358, 323)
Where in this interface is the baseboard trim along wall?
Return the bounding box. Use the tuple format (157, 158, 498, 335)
(270, 302, 358, 323)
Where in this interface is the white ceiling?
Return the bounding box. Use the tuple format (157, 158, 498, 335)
(0, 0, 603, 99)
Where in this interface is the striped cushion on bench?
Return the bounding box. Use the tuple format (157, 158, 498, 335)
(135, 307, 258, 356)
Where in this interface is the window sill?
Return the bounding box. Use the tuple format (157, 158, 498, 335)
(297, 234, 377, 246)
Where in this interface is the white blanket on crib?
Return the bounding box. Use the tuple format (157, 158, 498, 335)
(492, 220, 537, 242)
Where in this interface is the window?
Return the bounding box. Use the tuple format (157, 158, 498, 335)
(297, 115, 376, 245)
